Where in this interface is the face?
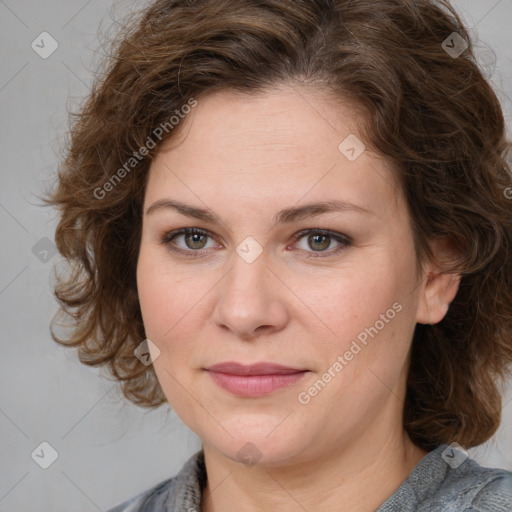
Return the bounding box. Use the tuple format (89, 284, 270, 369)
(136, 85, 429, 467)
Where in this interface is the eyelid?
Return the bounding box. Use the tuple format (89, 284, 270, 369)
(160, 227, 220, 257)
(161, 227, 352, 258)
(291, 227, 352, 245)
(289, 228, 352, 258)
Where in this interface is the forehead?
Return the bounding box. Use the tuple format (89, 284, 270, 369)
(145, 86, 400, 218)
(160, 85, 365, 159)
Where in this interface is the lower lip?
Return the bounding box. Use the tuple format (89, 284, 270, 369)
(207, 371, 308, 398)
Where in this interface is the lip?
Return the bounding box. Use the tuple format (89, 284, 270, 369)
(205, 362, 309, 398)
(206, 361, 307, 375)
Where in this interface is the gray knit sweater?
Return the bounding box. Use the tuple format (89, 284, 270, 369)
(106, 444, 512, 511)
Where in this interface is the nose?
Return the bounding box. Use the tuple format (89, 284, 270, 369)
(212, 248, 290, 340)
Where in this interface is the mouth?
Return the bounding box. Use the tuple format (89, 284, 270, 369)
(205, 361, 309, 397)
(206, 361, 307, 375)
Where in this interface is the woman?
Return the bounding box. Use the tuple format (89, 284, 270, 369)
(45, 0, 512, 510)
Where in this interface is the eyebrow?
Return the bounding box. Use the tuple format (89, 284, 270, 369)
(146, 198, 375, 226)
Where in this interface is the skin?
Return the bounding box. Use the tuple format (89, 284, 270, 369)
(136, 84, 461, 512)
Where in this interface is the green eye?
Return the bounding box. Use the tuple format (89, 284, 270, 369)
(161, 227, 352, 258)
(291, 229, 352, 258)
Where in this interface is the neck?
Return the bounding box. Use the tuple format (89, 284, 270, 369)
(201, 429, 428, 512)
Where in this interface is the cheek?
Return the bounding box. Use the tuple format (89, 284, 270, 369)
(136, 244, 196, 336)
(136, 246, 215, 377)
(296, 251, 417, 383)
(136, 256, 169, 336)
(136, 250, 199, 398)
(295, 261, 401, 339)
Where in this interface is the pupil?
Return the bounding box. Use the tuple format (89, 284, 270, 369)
(187, 233, 205, 248)
(310, 234, 329, 251)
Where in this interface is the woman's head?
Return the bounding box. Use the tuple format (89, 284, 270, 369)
(46, 0, 512, 456)
(136, 85, 462, 466)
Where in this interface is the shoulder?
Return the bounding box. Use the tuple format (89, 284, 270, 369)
(104, 475, 176, 512)
(462, 468, 512, 512)
(104, 450, 205, 512)
(382, 444, 512, 512)
(412, 445, 512, 512)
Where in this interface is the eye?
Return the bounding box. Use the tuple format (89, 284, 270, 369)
(160, 227, 352, 258)
(290, 228, 352, 258)
(161, 227, 218, 257)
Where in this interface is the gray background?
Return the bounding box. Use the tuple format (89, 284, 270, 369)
(1, 1, 511, 511)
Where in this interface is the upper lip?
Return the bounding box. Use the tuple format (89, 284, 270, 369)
(206, 362, 307, 375)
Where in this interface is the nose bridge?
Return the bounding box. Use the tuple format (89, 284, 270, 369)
(223, 233, 271, 290)
(224, 243, 273, 307)
(214, 242, 288, 338)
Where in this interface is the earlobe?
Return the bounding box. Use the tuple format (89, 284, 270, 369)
(415, 238, 462, 325)
(416, 270, 461, 325)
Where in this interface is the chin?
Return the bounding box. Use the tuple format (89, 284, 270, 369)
(200, 416, 315, 467)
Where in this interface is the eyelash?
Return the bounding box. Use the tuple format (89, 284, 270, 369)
(160, 227, 352, 259)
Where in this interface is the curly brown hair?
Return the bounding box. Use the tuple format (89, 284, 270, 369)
(44, 0, 512, 452)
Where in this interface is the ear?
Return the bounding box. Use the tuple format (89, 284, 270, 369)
(416, 239, 462, 325)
